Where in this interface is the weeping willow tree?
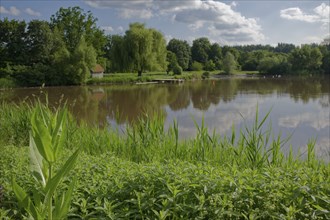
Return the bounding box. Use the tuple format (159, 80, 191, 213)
(124, 23, 167, 77)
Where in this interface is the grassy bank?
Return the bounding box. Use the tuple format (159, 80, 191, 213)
(86, 71, 223, 85)
(0, 102, 329, 219)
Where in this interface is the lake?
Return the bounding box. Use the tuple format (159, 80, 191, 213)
(1, 75, 329, 159)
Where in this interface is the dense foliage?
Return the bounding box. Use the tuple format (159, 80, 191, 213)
(0, 102, 329, 219)
(1, 7, 329, 87)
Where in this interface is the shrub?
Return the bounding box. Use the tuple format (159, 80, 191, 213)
(204, 60, 216, 71)
(172, 64, 182, 75)
(191, 61, 203, 71)
(202, 71, 210, 79)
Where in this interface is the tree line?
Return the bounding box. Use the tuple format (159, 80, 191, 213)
(1, 6, 329, 87)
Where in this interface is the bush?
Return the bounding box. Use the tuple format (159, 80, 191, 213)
(172, 64, 182, 75)
(191, 61, 203, 71)
(204, 60, 216, 71)
(202, 71, 210, 79)
(0, 77, 16, 89)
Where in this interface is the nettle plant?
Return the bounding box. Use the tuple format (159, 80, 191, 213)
(12, 101, 80, 220)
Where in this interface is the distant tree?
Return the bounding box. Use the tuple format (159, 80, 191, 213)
(204, 60, 216, 71)
(241, 50, 269, 71)
(258, 55, 290, 75)
(48, 29, 96, 85)
(191, 37, 211, 64)
(26, 20, 53, 65)
(274, 43, 296, 53)
(50, 6, 106, 56)
(105, 35, 128, 72)
(0, 18, 27, 66)
(125, 23, 167, 77)
(166, 51, 178, 74)
(289, 45, 323, 73)
(150, 29, 167, 72)
(191, 61, 203, 71)
(319, 45, 330, 74)
(167, 39, 191, 70)
(173, 64, 182, 75)
(223, 52, 237, 74)
(209, 43, 222, 61)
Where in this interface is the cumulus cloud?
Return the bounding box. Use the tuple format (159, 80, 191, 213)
(25, 8, 41, 17)
(280, 3, 330, 27)
(0, 6, 20, 16)
(84, 0, 264, 43)
(101, 26, 114, 32)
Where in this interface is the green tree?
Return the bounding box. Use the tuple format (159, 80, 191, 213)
(167, 39, 191, 70)
(289, 45, 323, 73)
(125, 23, 167, 77)
(258, 54, 290, 75)
(50, 6, 106, 56)
(26, 20, 53, 65)
(223, 52, 237, 74)
(166, 51, 178, 74)
(209, 43, 222, 61)
(150, 29, 167, 71)
(0, 18, 27, 66)
(191, 37, 211, 64)
(191, 61, 203, 71)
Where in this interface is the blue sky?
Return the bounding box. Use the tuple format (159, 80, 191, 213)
(1, 0, 329, 45)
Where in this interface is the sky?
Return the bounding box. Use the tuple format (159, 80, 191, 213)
(1, 0, 329, 45)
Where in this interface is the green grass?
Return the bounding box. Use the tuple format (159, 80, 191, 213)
(0, 102, 329, 219)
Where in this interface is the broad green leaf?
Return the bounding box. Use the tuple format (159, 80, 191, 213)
(31, 109, 54, 163)
(53, 177, 76, 219)
(44, 148, 80, 205)
(30, 132, 47, 187)
(52, 107, 67, 159)
(12, 179, 42, 220)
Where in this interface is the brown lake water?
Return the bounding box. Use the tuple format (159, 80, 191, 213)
(1, 76, 329, 159)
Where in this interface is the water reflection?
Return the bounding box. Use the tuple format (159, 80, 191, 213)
(1, 76, 329, 158)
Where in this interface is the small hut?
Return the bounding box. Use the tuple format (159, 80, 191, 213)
(91, 64, 104, 78)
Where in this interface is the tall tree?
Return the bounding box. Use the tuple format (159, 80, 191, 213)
(289, 45, 322, 73)
(167, 39, 191, 70)
(0, 18, 27, 66)
(50, 6, 106, 56)
(223, 52, 237, 74)
(26, 20, 53, 65)
(191, 37, 211, 64)
(125, 23, 167, 77)
(150, 29, 167, 72)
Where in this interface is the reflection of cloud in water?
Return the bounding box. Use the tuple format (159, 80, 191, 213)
(175, 96, 263, 138)
(278, 109, 330, 130)
(299, 137, 330, 161)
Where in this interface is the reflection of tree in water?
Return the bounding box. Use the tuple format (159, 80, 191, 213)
(1, 75, 329, 126)
(167, 85, 190, 111)
(104, 85, 169, 124)
(286, 77, 322, 103)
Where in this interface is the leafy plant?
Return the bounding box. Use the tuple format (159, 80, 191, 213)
(12, 101, 80, 220)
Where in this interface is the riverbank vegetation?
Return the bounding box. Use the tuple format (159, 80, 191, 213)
(1, 6, 329, 88)
(0, 101, 329, 219)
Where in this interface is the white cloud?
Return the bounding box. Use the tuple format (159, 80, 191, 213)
(0, 6, 20, 16)
(25, 8, 41, 17)
(84, 0, 264, 44)
(117, 26, 124, 32)
(101, 26, 114, 32)
(278, 110, 330, 131)
(280, 3, 330, 27)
